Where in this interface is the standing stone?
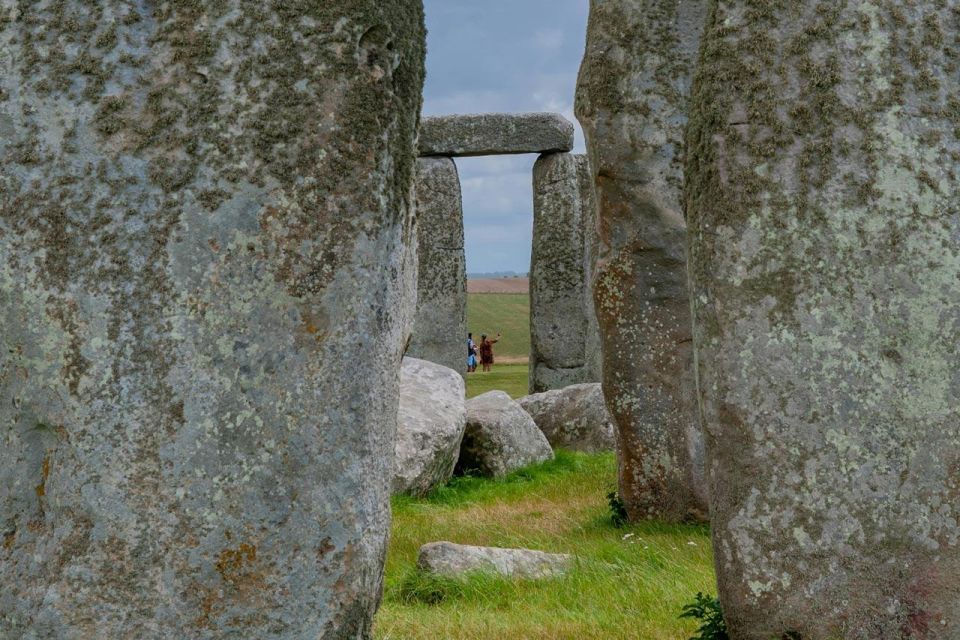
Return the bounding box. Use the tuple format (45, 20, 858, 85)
(686, 3, 960, 638)
(576, 0, 709, 522)
(408, 157, 467, 375)
(0, 3, 424, 638)
(529, 153, 601, 393)
(578, 156, 604, 383)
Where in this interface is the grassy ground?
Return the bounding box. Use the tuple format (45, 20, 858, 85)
(465, 363, 529, 399)
(466, 293, 529, 362)
(375, 452, 716, 640)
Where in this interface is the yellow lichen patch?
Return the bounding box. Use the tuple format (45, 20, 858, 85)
(35, 456, 50, 498)
(215, 542, 257, 582)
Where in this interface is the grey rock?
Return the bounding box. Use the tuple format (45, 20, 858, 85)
(518, 383, 615, 453)
(407, 157, 467, 376)
(0, 3, 424, 638)
(417, 541, 571, 579)
(576, 0, 709, 523)
(394, 358, 466, 497)
(458, 391, 553, 477)
(529, 153, 601, 393)
(578, 156, 604, 384)
(419, 113, 574, 157)
(686, 2, 960, 638)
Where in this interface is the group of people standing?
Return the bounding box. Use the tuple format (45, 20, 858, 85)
(466, 332, 500, 373)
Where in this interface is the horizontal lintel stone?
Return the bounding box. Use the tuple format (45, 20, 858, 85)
(418, 112, 574, 157)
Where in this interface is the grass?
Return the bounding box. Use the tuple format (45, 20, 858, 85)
(465, 363, 529, 399)
(467, 293, 529, 362)
(375, 451, 716, 640)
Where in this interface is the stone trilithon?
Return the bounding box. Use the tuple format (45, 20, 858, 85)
(687, 2, 960, 638)
(576, 0, 709, 523)
(0, 3, 424, 638)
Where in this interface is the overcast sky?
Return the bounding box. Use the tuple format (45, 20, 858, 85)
(422, 0, 589, 275)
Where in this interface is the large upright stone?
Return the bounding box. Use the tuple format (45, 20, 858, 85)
(577, 156, 603, 383)
(419, 113, 574, 157)
(686, 3, 960, 637)
(529, 153, 601, 393)
(576, 0, 708, 522)
(0, 3, 424, 638)
(407, 157, 467, 375)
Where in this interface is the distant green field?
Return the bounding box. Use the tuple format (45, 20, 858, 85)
(466, 293, 529, 361)
(465, 363, 529, 399)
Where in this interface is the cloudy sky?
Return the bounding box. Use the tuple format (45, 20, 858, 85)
(422, 0, 589, 275)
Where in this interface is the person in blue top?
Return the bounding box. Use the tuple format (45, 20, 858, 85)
(466, 333, 478, 373)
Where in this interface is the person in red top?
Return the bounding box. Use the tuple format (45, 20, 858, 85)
(478, 333, 500, 372)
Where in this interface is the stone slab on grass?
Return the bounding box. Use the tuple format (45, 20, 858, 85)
(418, 541, 572, 579)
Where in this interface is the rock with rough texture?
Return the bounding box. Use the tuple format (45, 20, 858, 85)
(529, 153, 602, 393)
(576, 0, 708, 523)
(578, 156, 604, 383)
(419, 113, 574, 157)
(458, 391, 553, 477)
(394, 358, 466, 497)
(407, 157, 467, 375)
(686, 3, 960, 638)
(518, 383, 615, 453)
(0, 4, 424, 638)
(417, 541, 571, 579)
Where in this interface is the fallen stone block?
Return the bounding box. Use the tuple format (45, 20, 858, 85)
(457, 391, 553, 477)
(418, 541, 572, 579)
(394, 358, 467, 497)
(518, 383, 615, 453)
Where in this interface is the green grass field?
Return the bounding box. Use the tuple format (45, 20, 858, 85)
(465, 363, 529, 399)
(375, 452, 716, 640)
(466, 293, 529, 362)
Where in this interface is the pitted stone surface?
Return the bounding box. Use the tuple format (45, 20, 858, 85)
(576, 0, 708, 523)
(0, 3, 424, 638)
(457, 391, 553, 478)
(578, 156, 603, 384)
(686, 2, 960, 638)
(529, 153, 601, 393)
(394, 358, 466, 497)
(417, 541, 571, 579)
(407, 157, 467, 375)
(518, 383, 615, 453)
(418, 113, 574, 157)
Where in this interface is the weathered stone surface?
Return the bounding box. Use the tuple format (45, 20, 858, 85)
(419, 113, 574, 157)
(457, 391, 553, 477)
(577, 156, 604, 384)
(686, 3, 960, 638)
(407, 157, 467, 375)
(576, 0, 708, 523)
(0, 4, 424, 638)
(529, 153, 602, 393)
(394, 358, 466, 497)
(518, 383, 615, 453)
(417, 541, 571, 579)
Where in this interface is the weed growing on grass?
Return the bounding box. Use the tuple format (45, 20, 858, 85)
(607, 488, 629, 527)
(679, 592, 728, 640)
